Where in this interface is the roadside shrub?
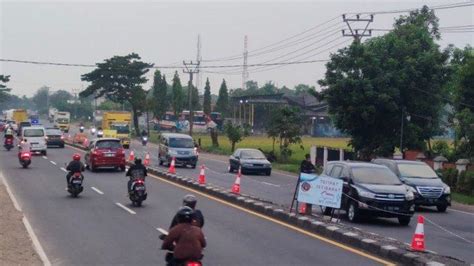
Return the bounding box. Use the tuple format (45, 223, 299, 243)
(457, 171, 474, 195)
(438, 168, 458, 188)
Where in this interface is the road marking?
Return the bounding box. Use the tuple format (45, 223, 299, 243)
(60, 167, 67, 173)
(115, 202, 136, 215)
(42, 156, 48, 159)
(261, 181, 281, 187)
(147, 172, 394, 266)
(91, 187, 104, 195)
(23, 216, 52, 266)
(449, 208, 474, 216)
(1, 171, 22, 211)
(50, 161, 57, 165)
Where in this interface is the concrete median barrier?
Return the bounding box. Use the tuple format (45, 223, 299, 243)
(65, 141, 467, 266)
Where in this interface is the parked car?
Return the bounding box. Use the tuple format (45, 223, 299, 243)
(372, 159, 451, 212)
(323, 161, 415, 225)
(18, 121, 32, 136)
(22, 126, 47, 155)
(158, 133, 198, 168)
(84, 138, 126, 172)
(45, 128, 65, 148)
(229, 148, 272, 176)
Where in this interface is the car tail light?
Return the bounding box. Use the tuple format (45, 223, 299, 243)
(60, 135, 64, 140)
(44, 136, 49, 140)
(92, 149, 99, 155)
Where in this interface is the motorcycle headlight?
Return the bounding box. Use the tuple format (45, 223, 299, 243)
(143, 137, 148, 141)
(443, 186, 451, 194)
(357, 189, 376, 199)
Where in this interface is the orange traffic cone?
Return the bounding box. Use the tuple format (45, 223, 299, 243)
(143, 152, 150, 166)
(411, 215, 425, 252)
(231, 167, 241, 194)
(298, 203, 307, 214)
(198, 165, 206, 184)
(168, 157, 176, 174)
(128, 150, 135, 162)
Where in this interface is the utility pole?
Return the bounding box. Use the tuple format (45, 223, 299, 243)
(242, 35, 249, 90)
(72, 88, 79, 120)
(342, 14, 373, 42)
(196, 35, 202, 94)
(183, 60, 200, 136)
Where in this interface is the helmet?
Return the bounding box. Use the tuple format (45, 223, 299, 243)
(182, 194, 197, 209)
(176, 206, 194, 224)
(134, 158, 142, 165)
(73, 153, 81, 161)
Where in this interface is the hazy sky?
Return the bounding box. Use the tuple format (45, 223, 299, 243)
(1, 0, 473, 97)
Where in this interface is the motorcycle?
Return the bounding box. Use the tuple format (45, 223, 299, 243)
(19, 151, 32, 168)
(79, 126, 85, 133)
(97, 130, 103, 138)
(4, 137, 14, 151)
(68, 172, 84, 197)
(142, 136, 148, 146)
(158, 228, 203, 266)
(129, 178, 147, 207)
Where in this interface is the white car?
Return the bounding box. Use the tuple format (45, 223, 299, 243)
(22, 126, 47, 155)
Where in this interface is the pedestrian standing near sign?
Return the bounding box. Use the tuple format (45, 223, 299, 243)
(300, 154, 316, 174)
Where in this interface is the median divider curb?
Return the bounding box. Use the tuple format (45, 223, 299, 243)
(66, 141, 467, 266)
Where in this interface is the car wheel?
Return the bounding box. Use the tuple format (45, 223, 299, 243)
(398, 216, 411, 226)
(265, 170, 271, 176)
(191, 164, 196, 169)
(228, 165, 234, 173)
(42, 150, 47, 156)
(120, 166, 126, 172)
(347, 201, 360, 222)
(436, 204, 448, 212)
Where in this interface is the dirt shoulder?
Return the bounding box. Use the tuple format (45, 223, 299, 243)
(0, 179, 42, 265)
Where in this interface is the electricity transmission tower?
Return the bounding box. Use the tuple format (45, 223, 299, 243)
(183, 60, 200, 136)
(342, 14, 374, 42)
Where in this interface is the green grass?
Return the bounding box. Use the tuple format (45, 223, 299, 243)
(452, 192, 474, 205)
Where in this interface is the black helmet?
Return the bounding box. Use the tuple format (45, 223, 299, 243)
(134, 158, 142, 165)
(182, 194, 197, 209)
(176, 206, 194, 224)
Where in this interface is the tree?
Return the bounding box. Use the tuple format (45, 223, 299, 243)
(80, 53, 152, 136)
(266, 107, 304, 162)
(203, 78, 212, 115)
(171, 71, 184, 115)
(49, 90, 72, 109)
(151, 70, 169, 119)
(318, 6, 448, 159)
(215, 79, 229, 116)
(32, 86, 50, 115)
(191, 85, 201, 111)
(294, 84, 315, 95)
(0, 75, 11, 105)
(224, 121, 249, 152)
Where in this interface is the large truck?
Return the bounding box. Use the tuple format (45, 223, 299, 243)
(12, 109, 28, 125)
(54, 111, 71, 132)
(102, 111, 132, 149)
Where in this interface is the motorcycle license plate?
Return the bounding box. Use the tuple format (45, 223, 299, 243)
(135, 186, 145, 190)
(72, 180, 82, 184)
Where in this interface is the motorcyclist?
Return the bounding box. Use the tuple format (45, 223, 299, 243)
(126, 158, 147, 194)
(18, 138, 31, 159)
(66, 153, 85, 189)
(170, 194, 204, 229)
(300, 154, 316, 174)
(4, 125, 14, 140)
(141, 129, 148, 137)
(162, 206, 206, 266)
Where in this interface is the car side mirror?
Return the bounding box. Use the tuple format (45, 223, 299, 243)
(341, 176, 350, 183)
(235, 156, 240, 160)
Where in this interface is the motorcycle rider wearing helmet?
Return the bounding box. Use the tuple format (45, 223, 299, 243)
(126, 158, 148, 194)
(18, 138, 31, 159)
(66, 153, 85, 188)
(162, 206, 206, 266)
(170, 194, 204, 229)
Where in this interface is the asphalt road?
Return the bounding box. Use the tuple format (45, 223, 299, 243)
(69, 125, 474, 263)
(0, 139, 389, 265)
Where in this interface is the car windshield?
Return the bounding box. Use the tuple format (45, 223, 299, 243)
(46, 129, 62, 135)
(169, 137, 194, 148)
(398, 163, 437, 178)
(240, 150, 266, 159)
(111, 124, 130, 134)
(352, 167, 402, 185)
(23, 129, 44, 137)
(56, 118, 69, 123)
(96, 140, 122, 149)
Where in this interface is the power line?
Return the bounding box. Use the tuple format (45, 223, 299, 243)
(348, 1, 474, 15)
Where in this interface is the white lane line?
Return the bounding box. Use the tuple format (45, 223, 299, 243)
(115, 202, 136, 215)
(50, 161, 57, 165)
(60, 167, 67, 173)
(1, 171, 22, 211)
(42, 156, 48, 159)
(91, 187, 104, 195)
(261, 181, 281, 187)
(449, 208, 474, 216)
(23, 216, 52, 266)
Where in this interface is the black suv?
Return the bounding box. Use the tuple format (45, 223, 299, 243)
(323, 161, 415, 225)
(372, 159, 451, 212)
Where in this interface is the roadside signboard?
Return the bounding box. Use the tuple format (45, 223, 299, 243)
(297, 173, 343, 209)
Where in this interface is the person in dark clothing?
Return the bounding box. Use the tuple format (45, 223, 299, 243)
(300, 154, 316, 174)
(66, 153, 85, 188)
(126, 158, 147, 193)
(141, 129, 147, 137)
(162, 206, 206, 266)
(170, 194, 204, 229)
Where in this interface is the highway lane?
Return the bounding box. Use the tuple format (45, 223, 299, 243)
(70, 126, 474, 262)
(0, 145, 388, 265)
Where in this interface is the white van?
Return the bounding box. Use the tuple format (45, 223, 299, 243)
(22, 126, 47, 155)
